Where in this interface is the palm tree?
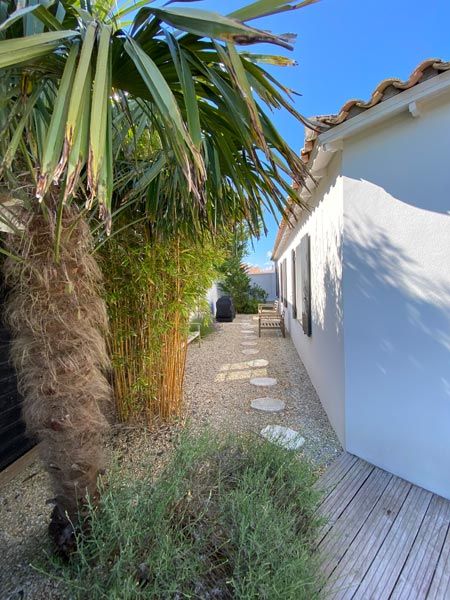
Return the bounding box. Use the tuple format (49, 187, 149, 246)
(0, 0, 315, 554)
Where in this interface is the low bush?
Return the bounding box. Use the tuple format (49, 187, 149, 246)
(52, 434, 323, 599)
(190, 310, 216, 338)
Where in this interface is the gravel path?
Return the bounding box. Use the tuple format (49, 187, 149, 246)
(185, 314, 341, 469)
(0, 314, 341, 599)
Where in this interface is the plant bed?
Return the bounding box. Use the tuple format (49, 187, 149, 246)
(49, 433, 323, 599)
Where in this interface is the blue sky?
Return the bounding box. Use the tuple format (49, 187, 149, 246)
(199, 0, 450, 268)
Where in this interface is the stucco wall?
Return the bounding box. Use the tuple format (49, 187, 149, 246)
(249, 271, 277, 301)
(277, 153, 346, 444)
(206, 282, 220, 316)
(342, 93, 450, 498)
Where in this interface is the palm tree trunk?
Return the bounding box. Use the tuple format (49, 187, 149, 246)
(2, 198, 111, 557)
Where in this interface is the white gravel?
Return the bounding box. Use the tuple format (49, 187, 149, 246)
(185, 315, 341, 468)
(0, 314, 341, 599)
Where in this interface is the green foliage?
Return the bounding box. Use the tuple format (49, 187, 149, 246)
(102, 228, 223, 422)
(190, 310, 215, 338)
(219, 227, 268, 314)
(0, 0, 313, 250)
(52, 433, 323, 599)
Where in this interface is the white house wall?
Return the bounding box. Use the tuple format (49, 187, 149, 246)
(206, 282, 220, 316)
(249, 272, 277, 301)
(277, 153, 346, 444)
(342, 93, 450, 498)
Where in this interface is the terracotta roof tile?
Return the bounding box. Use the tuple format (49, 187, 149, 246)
(300, 58, 450, 164)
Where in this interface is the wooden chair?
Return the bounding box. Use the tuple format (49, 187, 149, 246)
(258, 301, 285, 338)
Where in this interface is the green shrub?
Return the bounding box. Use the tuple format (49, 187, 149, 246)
(190, 307, 216, 338)
(52, 434, 323, 599)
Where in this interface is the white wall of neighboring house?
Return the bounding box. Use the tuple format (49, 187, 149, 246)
(341, 93, 450, 499)
(276, 153, 346, 444)
(249, 271, 277, 301)
(206, 282, 220, 316)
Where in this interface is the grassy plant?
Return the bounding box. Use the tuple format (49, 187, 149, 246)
(102, 230, 223, 424)
(51, 433, 323, 599)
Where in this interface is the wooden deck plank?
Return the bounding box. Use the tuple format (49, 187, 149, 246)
(351, 485, 432, 600)
(427, 522, 450, 600)
(317, 458, 374, 542)
(390, 494, 450, 599)
(314, 452, 358, 496)
(323, 475, 411, 600)
(317, 454, 450, 600)
(319, 467, 392, 580)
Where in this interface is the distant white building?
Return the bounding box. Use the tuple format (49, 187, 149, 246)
(272, 58, 450, 499)
(206, 282, 220, 316)
(246, 266, 277, 301)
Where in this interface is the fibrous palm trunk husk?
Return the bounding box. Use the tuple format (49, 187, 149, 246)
(2, 198, 111, 557)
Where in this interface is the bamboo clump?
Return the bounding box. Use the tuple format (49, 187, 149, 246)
(103, 231, 219, 426)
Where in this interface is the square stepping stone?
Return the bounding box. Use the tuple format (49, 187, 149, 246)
(250, 377, 277, 387)
(260, 425, 305, 450)
(251, 398, 285, 412)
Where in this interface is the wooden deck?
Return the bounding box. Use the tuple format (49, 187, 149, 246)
(316, 453, 450, 599)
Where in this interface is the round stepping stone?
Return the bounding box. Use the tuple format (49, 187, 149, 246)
(260, 425, 305, 450)
(247, 359, 269, 368)
(250, 377, 277, 387)
(251, 398, 285, 412)
(242, 349, 259, 355)
(241, 341, 257, 346)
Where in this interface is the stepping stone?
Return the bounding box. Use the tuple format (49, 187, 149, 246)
(242, 349, 259, 355)
(260, 425, 305, 450)
(251, 398, 285, 412)
(241, 341, 257, 346)
(250, 377, 277, 387)
(247, 359, 269, 368)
